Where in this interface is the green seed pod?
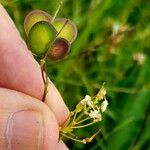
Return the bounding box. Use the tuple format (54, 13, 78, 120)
(28, 21, 56, 57)
(52, 18, 77, 43)
(24, 10, 52, 36)
(48, 38, 70, 60)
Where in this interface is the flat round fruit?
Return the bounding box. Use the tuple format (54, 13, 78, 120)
(24, 10, 52, 36)
(52, 18, 77, 43)
(28, 21, 56, 57)
(48, 38, 70, 60)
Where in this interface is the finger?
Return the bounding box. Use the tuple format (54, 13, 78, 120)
(55, 140, 69, 150)
(0, 4, 69, 124)
(0, 88, 60, 149)
(45, 81, 69, 125)
(0, 4, 44, 99)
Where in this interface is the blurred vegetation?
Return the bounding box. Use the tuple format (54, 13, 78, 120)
(2, 0, 150, 149)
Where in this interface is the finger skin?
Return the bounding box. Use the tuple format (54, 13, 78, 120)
(45, 82, 69, 125)
(55, 140, 69, 150)
(0, 4, 69, 124)
(0, 4, 44, 100)
(0, 88, 59, 150)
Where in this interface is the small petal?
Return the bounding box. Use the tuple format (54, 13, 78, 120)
(89, 110, 102, 121)
(87, 100, 94, 107)
(101, 100, 108, 112)
(80, 95, 91, 106)
(85, 95, 91, 101)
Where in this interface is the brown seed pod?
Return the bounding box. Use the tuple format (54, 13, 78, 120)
(24, 10, 52, 36)
(48, 38, 70, 60)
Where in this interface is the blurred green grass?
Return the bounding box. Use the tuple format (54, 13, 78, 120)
(3, 0, 150, 149)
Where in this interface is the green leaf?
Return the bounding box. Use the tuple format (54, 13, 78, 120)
(28, 21, 56, 57)
(24, 10, 52, 36)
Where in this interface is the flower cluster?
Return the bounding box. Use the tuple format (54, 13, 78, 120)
(80, 88, 108, 122)
(60, 85, 108, 144)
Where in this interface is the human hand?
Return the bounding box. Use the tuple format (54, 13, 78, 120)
(0, 4, 69, 150)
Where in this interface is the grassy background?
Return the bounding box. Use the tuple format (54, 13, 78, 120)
(3, 0, 150, 149)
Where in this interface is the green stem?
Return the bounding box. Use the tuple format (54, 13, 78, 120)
(40, 60, 47, 102)
(71, 120, 97, 129)
(40, 62, 46, 83)
(74, 117, 91, 125)
(51, 0, 62, 23)
(62, 111, 74, 127)
(60, 133, 84, 143)
(72, 111, 78, 123)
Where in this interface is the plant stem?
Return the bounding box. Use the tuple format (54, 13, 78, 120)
(72, 111, 77, 123)
(74, 117, 91, 125)
(60, 133, 84, 143)
(71, 121, 97, 129)
(40, 60, 47, 101)
(51, 0, 62, 23)
(41, 62, 49, 101)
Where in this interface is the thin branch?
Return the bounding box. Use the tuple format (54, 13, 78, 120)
(60, 132, 84, 143)
(41, 62, 49, 101)
(71, 121, 98, 129)
(51, 0, 62, 23)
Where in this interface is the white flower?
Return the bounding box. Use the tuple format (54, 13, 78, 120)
(101, 100, 108, 112)
(89, 110, 102, 121)
(133, 52, 145, 65)
(85, 95, 91, 101)
(87, 100, 94, 107)
(80, 95, 92, 106)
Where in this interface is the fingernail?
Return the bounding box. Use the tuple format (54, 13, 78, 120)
(8, 111, 43, 149)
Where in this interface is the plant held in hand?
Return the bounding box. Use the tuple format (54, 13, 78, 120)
(24, 3, 108, 144)
(24, 4, 77, 101)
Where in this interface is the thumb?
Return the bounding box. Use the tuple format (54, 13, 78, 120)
(0, 88, 68, 150)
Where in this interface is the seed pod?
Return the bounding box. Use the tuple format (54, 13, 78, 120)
(28, 21, 56, 57)
(52, 18, 77, 43)
(24, 10, 52, 36)
(48, 38, 70, 60)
